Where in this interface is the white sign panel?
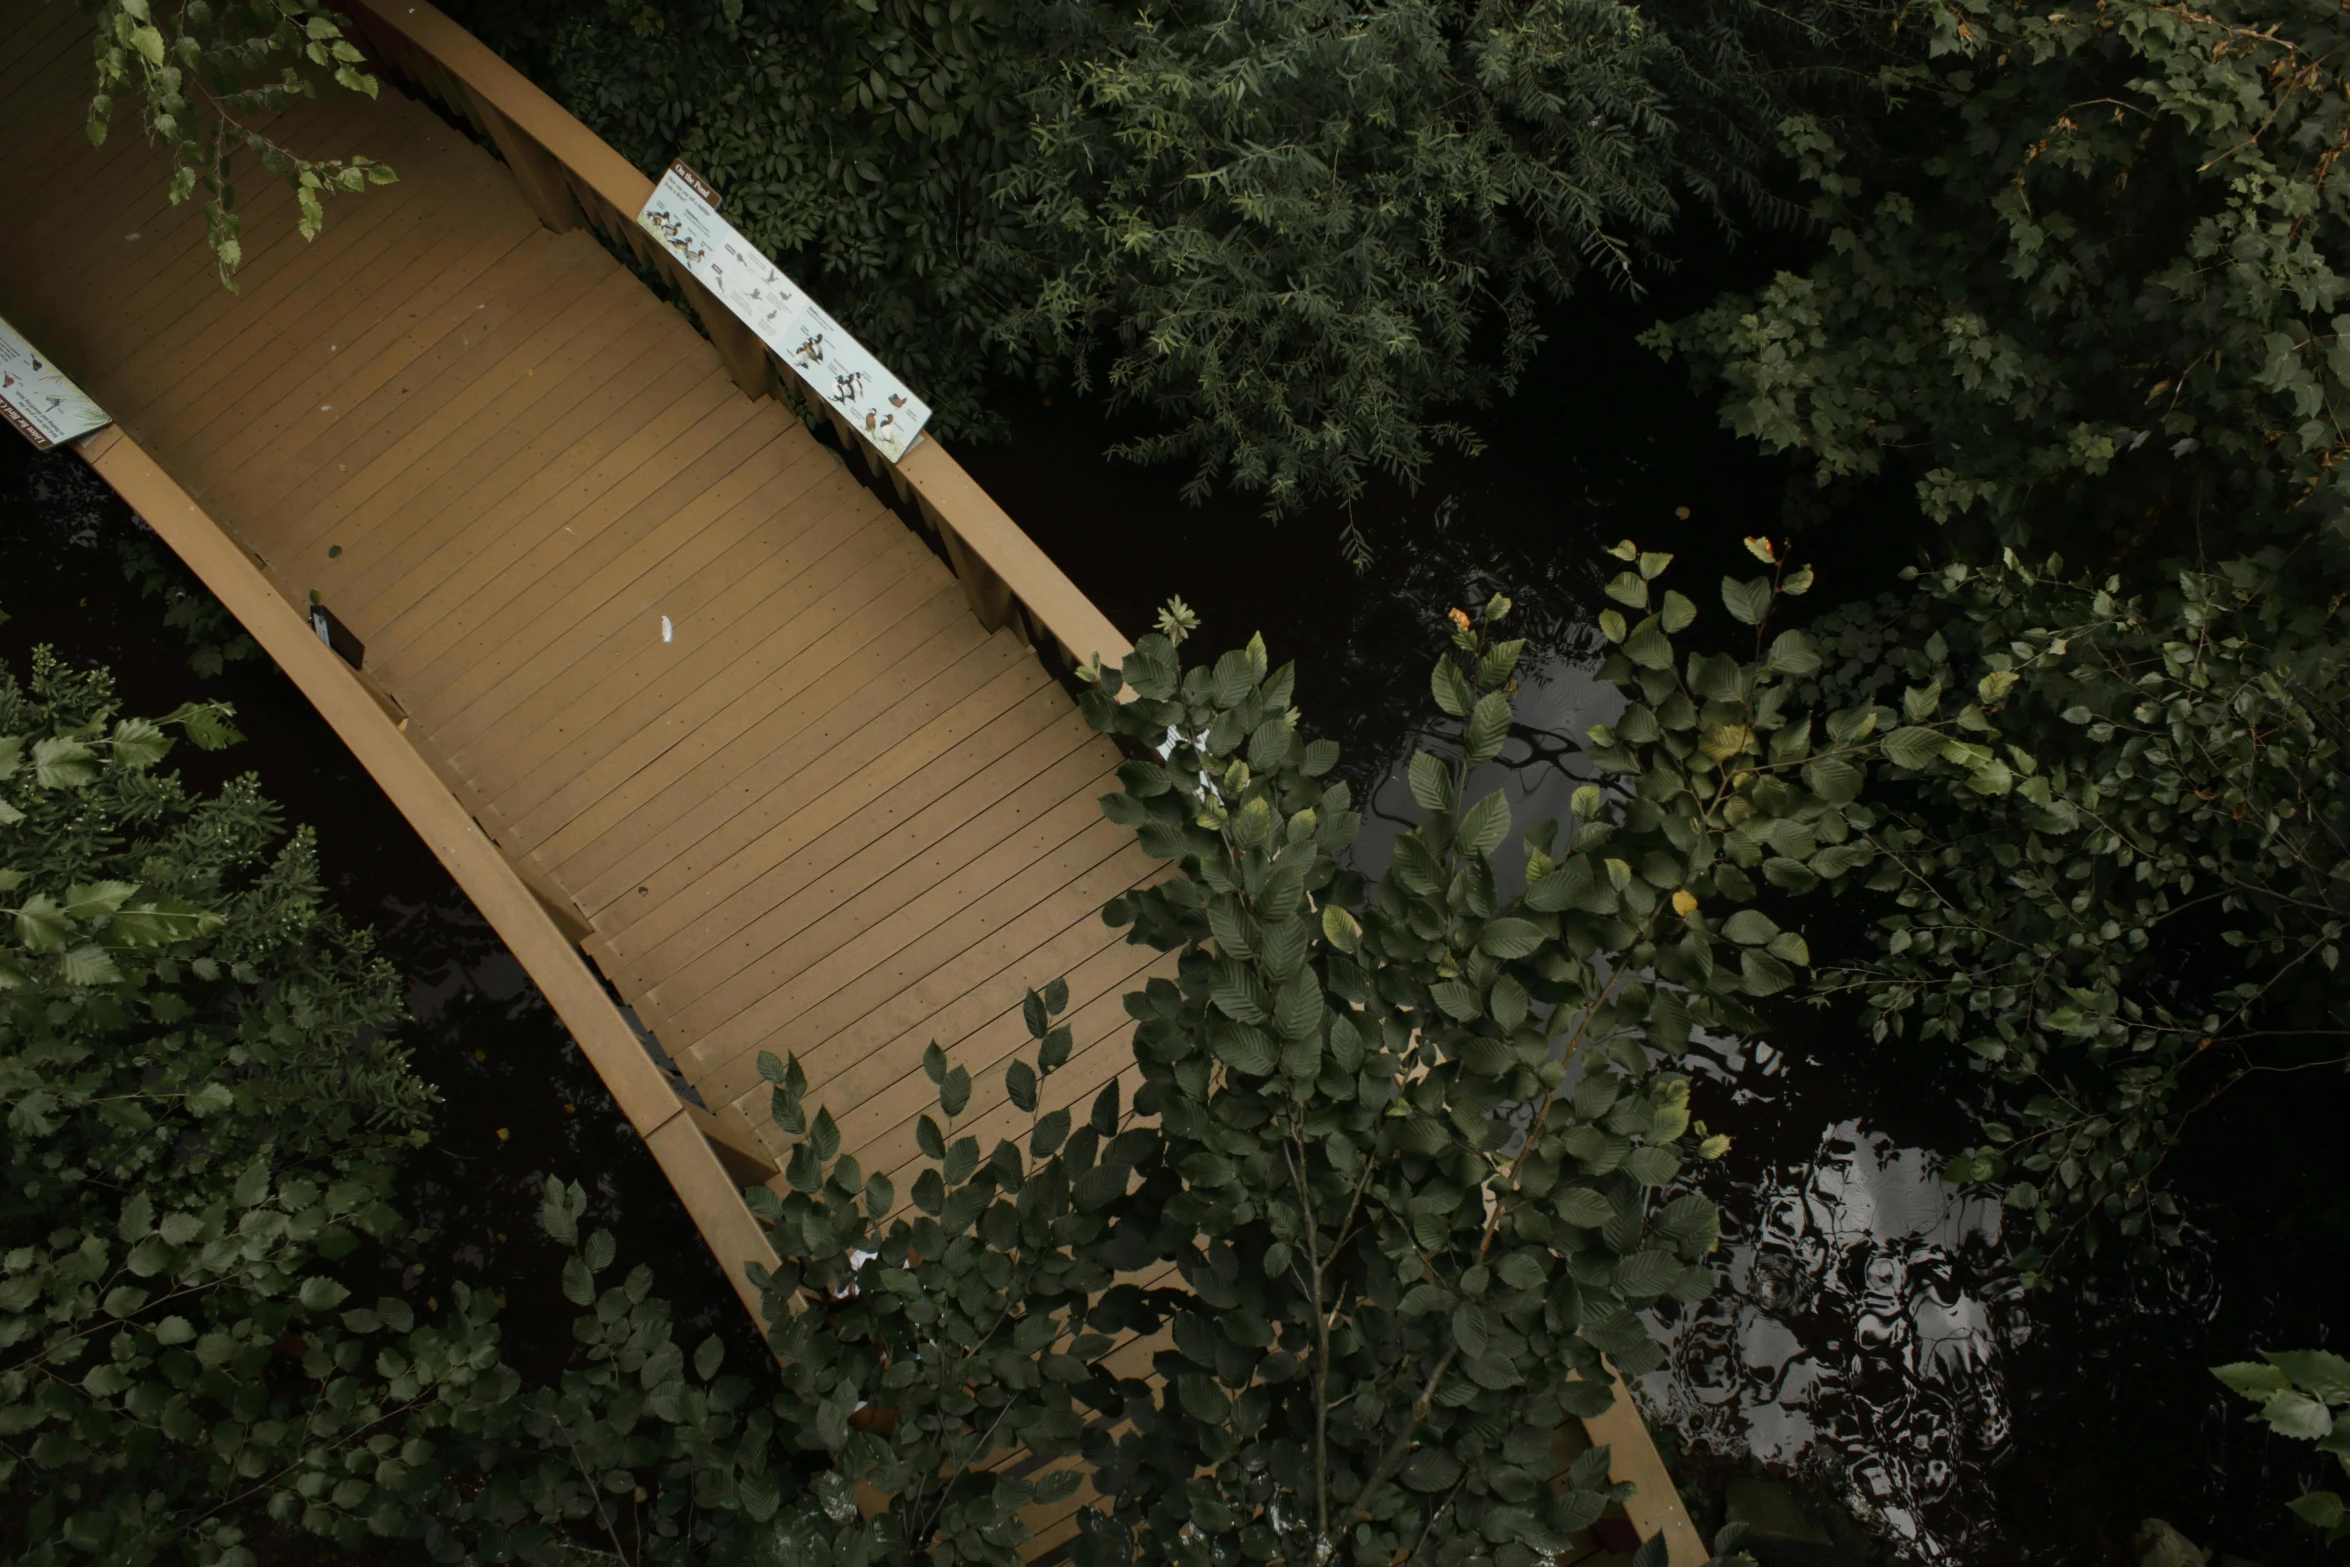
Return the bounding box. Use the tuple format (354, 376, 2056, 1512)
(637, 161, 931, 464)
(0, 315, 107, 451)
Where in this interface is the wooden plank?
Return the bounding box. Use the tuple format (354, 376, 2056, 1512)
(344, 351, 729, 631)
(424, 429, 830, 749)
(205, 230, 607, 530)
(106, 153, 496, 425)
(516, 576, 972, 868)
(324, 298, 682, 609)
(457, 461, 886, 794)
(191, 224, 572, 510)
(385, 396, 772, 703)
(643, 715, 1112, 1010)
(363, 371, 749, 670)
(685, 840, 1153, 1106)
(672, 818, 1138, 1071)
(629, 704, 1108, 1007)
(840, 957, 1150, 1189)
(0, 5, 86, 102)
(66, 429, 778, 1301)
(1579, 1368, 1708, 1565)
(654, 762, 1124, 1037)
(271, 260, 647, 567)
(304, 286, 674, 595)
(819, 939, 1169, 1167)
(101, 107, 437, 373)
(583, 642, 1044, 939)
(112, 174, 439, 420)
(472, 469, 901, 818)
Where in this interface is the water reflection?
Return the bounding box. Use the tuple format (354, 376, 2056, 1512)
(1643, 1117, 2024, 1563)
(1344, 608, 2029, 1565)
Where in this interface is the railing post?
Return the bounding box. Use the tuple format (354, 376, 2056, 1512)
(461, 88, 583, 235)
(936, 518, 1015, 632)
(677, 275, 773, 402)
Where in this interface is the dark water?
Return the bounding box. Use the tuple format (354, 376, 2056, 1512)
(0, 439, 767, 1388)
(6, 264, 2343, 1564)
(959, 289, 2350, 1566)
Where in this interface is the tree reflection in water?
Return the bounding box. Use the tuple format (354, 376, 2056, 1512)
(1639, 1112, 2025, 1562)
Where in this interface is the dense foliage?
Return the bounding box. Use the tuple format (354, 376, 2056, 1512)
(1650, 0, 2350, 556)
(1801, 551, 2347, 1282)
(0, 649, 812, 1565)
(454, 0, 1872, 515)
(2214, 1349, 2350, 1545)
(69, 0, 397, 284)
(466, 0, 1029, 440)
(740, 596, 1795, 1566)
(988, 0, 1860, 514)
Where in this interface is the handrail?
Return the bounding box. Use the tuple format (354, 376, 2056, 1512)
(71, 425, 783, 1324)
(346, 0, 1132, 678)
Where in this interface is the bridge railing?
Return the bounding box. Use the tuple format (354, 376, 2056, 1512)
(347, 0, 1131, 679)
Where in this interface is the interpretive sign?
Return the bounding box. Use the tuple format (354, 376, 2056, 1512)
(637, 160, 931, 463)
(0, 315, 107, 450)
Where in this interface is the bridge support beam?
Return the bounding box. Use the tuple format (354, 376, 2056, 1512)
(465, 90, 585, 236)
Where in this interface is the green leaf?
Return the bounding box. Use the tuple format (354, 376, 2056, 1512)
(1720, 909, 1778, 946)
(1408, 751, 1453, 814)
(1399, 1447, 1464, 1492)
(1613, 1251, 1684, 1298)
(2214, 1361, 2294, 1400)
(299, 1275, 351, 1311)
(2288, 1492, 2345, 1530)
(1659, 590, 1697, 633)
(1738, 949, 1795, 996)
(562, 1255, 594, 1306)
(1273, 971, 1323, 1040)
(1464, 692, 1512, 766)
(1768, 630, 1821, 676)
(1458, 791, 1509, 857)
(1006, 1059, 1039, 1113)
(1430, 981, 1482, 1021)
(1623, 618, 1672, 670)
(108, 718, 172, 770)
(15, 894, 72, 952)
(2271, 1352, 2350, 1405)
(2265, 1392, 2336, 1441)
(1321, 903, 1361, 953)
(1553, 1188, 1613, 1228)
(1881, 726, 1946, 770)
(1722, 576, 1771, 626)
(1477, 917, 1544, 959)
(1210, 1022, 1278, 1076)
(1432, 659, 1473, 718)
(1452, 1303, 1491, 1359)
(60, 944, 123, 987)
(32, 737, 98, 789)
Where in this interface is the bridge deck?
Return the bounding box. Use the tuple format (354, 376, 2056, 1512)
(0, 0, 1158, 1197)
(0, 5, 1698, 1558)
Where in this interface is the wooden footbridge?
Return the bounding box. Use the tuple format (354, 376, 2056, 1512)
(0, 3, 1698, 1559)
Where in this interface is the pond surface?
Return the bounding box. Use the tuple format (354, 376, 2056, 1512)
(959, 287, 2348, 1566)
(5, 267, 2340, 1565)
